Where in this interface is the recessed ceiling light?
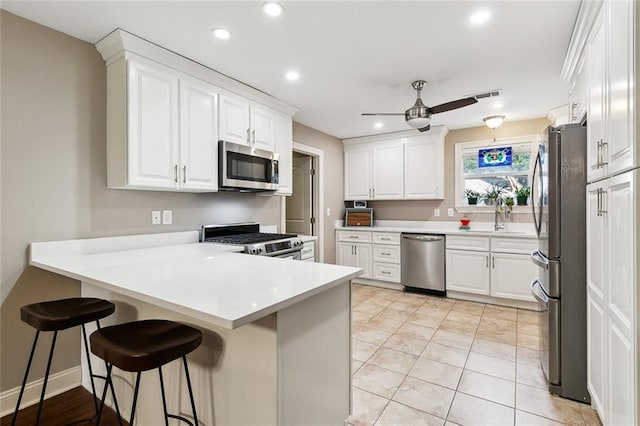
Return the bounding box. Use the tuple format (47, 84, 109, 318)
(470, 10, 491, 25)
(212, 28, 231, 40)
(285, 70, 300, 81)
(492, 102, 504, 109)
(263, 2, 284, 17)
(374, 122, 384, 129)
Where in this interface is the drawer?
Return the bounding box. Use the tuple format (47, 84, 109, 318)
(337, 230, 372, 243)
(491, 237, 538, 254)
(373, 245, 400, 264)
(301, 241, 315, 260)
(446, 235, 490, 251)
(373, 232, 401, 245)
(373, 262, 401, 283)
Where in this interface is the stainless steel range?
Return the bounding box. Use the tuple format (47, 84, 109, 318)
(200, 223, 303, 259)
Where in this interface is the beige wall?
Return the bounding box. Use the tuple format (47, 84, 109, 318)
(369, 118, 550, 224)
(292, 122, 344, 264)
(0, 11, 282, 392)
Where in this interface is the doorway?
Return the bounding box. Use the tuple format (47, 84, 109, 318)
(282, 142, 325, 262)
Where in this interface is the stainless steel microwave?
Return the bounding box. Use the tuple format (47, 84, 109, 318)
(219, 140, 279, 191)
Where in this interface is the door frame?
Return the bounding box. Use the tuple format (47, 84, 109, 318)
(281, 142, 325, 263)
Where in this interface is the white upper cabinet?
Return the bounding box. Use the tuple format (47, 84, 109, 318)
(179, 77, 219, 191)
(587, 10, 606, 183)
(372, 142, 404, 199)
(126, 58, 180, 189)
(404, 133, 444, 199)
(343, 126, 447, 201)
(219, 94, 277, 151)
(344, 145, 373, 200)
(96, 29, 296, 193)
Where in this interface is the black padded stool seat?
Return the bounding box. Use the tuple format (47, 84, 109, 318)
(12, 297, 117, 426)
(21, 297, 115, 331)
(90, 319, 202, 371)
(91, 319, 202, 426)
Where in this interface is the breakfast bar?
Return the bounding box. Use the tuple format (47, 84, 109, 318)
(29, 231, 362, 425)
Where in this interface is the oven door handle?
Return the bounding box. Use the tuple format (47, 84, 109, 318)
(530, 278, 549, 304)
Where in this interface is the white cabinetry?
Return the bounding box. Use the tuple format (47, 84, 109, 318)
(107, 56, 218, 191)
(343, 126, 447, 201)
(371, 232, 401, 283)
(337, 242, 372, 279)
(301, 240, 315, 262)
(275, 115, 293, 195)
(336, 230, 401, 283)
(586, 171, 638, 425)
(568, 56, 587, 123)
(446, 235, 539, 306)
(219, 94, 277, 151)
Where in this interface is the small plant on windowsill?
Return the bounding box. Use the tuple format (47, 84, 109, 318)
(482, 184, 506, 206)
(504, 196, 514, 212)
(516, 186, 530, 205)
(464, 189, 480, 205)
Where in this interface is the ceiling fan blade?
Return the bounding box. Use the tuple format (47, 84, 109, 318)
(361, 113, 405, 116)
(429, 97, 478, 114)
(417, 124, 431, 132)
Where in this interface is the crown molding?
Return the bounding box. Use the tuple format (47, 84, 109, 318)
(561, 0, 604, 81)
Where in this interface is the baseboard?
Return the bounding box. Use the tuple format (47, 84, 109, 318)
(0, 366, 81, 417)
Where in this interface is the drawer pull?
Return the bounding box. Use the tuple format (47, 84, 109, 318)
(380, 237, 391, 241)
(381, 252, 391, 256)
(381, 271, 391, 275)
(349, 236, 358, 239)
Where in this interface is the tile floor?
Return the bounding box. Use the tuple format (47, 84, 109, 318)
(348, 284, 602, 426)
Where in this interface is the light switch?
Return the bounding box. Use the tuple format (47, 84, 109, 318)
(162, 210, 172, 225)
(448, 208, 455, 217)
(326, 208, 331, 217)
(434, 208, 440, 217)
(151, 211, 161, 225)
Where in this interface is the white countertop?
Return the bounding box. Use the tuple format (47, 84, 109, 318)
(335, 220, 537, 238)
(30, 231, 361, 329)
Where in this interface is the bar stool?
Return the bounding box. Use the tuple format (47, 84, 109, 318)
(12, 297, 117, 425)
(90, 319, 202, 426)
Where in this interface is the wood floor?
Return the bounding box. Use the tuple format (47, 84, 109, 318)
(1, 387, 128, 426)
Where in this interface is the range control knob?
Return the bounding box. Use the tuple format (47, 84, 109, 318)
(258, 248, 264, 254)
(249, 247, 257, 254)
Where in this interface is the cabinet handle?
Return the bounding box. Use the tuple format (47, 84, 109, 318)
(597, 188, 601, 216)
(485, 256, 489, 267)
(492, 256, 495, 269)
(182, 165, 187, 184)
(368, 188, 371, 198)
(349, 236, 358, 239)
(381, 252, 390, 256)
(174, 164, 178, 183)
(246, 128, 251, 144)
(381, 237, 391, 241)
(372, 188, 375, 198)
(570, 102, 578, 122)
(354, 246, 357, 255)
(600, 141, 608, 166)
(381, 271, 391, 275)
(600, 188, 607, 215)
(252, 129, 256, 146)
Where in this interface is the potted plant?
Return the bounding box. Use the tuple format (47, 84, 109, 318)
(482, 184, 505, 206)
(516, 186, 530, 205)
(464, 189, 480, 205)
(504, 196, 514, 212)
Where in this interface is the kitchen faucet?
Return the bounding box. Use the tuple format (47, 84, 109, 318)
(494, 199, 505, 231)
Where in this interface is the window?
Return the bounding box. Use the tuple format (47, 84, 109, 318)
(454, 136, 538, 210)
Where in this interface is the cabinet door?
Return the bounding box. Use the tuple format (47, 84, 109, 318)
(179, 78, 218, 191)
(127, 59, 179, 189)
(605, 172, 636, 426)
(606, 0, 635, 175)
(336, 242, 355, 268)
(445, 250, 490, 295)
(275, 115, 293, 195)
(586, 182, 607, 417)
(404, 135, 444, 199)
(491, 253, 537, 302)
(372, 142, 404, 199)
(353, 243, 372, 279)
(570, 56, 587, 123)
(250, 106, 277, 151)
(344, 146, 372, 200)
(219, 94, 250, 145)
(587, 12, 606, 182)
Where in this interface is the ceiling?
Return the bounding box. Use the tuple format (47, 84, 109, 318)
(1, 1, 581, 139)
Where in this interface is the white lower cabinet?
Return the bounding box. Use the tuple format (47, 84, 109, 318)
(336, 231, 400, 283)
(446, 236, 538, 304)
(301, 241, 315, 262)
(337, 242, 371, 279)
(586, 171, 638, 425)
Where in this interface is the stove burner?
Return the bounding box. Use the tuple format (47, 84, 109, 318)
(205, 232, 298, 245)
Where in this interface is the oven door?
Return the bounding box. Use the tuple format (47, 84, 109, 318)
(273, 250, 301, 260)
(220, 140, 279, 191)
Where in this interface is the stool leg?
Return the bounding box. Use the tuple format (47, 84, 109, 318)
(81, 324, 99, 415)
(158, 366, 170, 426)
(34, 330, 58, 425)
(96, 363, 113, 426)
(11, 330, 40, 426)
(95, 320, 123, 422)
(183, 356, 199, 426)
(129, 372, 142, 426)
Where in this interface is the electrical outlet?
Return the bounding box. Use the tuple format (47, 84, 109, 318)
(151, 211, 161, 225)
(434, 208, 440, 217)
(162, 210, 172, 225)
(448, 208, 455, 217)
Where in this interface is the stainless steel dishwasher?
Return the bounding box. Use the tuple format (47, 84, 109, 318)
(401, 233, 445, 294)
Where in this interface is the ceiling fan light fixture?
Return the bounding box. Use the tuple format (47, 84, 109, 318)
(407, 116, 431, 129)
(483, 115, 505, 129)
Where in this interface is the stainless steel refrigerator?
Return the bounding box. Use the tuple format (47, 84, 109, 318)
(530, 124, 590, 403)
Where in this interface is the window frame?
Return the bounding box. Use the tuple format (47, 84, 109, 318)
(454, 135, 540, 214)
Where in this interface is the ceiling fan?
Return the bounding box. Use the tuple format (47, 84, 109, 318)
(362, 80, 478, 132)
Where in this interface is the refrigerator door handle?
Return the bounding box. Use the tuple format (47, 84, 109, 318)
(530, 249, 549, 270)
(531, 151, 543, 238)
(530, 278, 549, 304)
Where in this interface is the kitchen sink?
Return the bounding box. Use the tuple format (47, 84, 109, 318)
(462, 230, 528, 235)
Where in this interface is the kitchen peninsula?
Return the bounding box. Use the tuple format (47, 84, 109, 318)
(30, 231, 361, 425)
